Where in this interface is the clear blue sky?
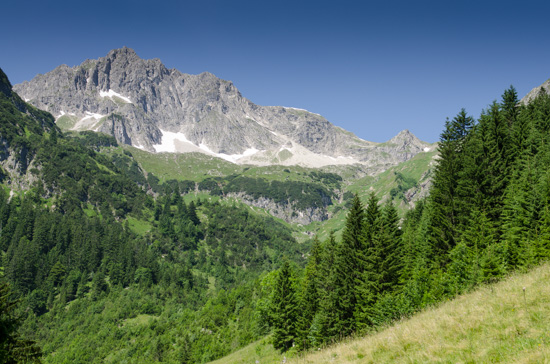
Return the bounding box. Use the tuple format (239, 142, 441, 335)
(2, 0, 550, 143)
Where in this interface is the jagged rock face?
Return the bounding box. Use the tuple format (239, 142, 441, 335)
(14, 47, 431, 170)
(521, 78, 550, 105)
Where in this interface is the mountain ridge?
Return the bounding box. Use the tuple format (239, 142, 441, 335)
(521, 77, 550, 104)
(14, 47, 431, 171)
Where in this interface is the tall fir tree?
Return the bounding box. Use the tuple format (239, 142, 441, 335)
(329, 194, 366, 338)
(272, 260, 298, 352)
(378, 200, 403, 293)
(296, 237, 323, 350)
(314, 232, 338, 345)
(354, 193, 382, 330)
(429, 109, 474, 259)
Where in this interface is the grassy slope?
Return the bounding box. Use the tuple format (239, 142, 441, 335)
(312, 150, 437, 242)
(122, 146, 437, 241)
(210, 262, 550, 364)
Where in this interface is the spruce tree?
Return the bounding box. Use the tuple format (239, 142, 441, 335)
(187, 201, 200, 226)
(296, 237, 323, 351)
(314, 232, 338, 345)
(501, 157, 537, 268)
(330, 194, 367, 338)
(378, 200, 403, 292)
(354, 193, 382, 330)
(479, 102, 511, 225)
(429, 109, 474, 258)
(0, 282, 42, 363)
(501, 86, 519, 127)
(272, 260, 298, 352)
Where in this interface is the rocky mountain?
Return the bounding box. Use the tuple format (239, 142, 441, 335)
(0, 68, 57, 189)
(14, 47, 431, 171)
(521, 78, 550, 104)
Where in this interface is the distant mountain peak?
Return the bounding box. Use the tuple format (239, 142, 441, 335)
(389, 129, 421, 144)
(13, 48, 430, 171)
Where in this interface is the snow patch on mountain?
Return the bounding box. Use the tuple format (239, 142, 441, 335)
(153, 130, 192, 153)
(100, 89, 133, 103)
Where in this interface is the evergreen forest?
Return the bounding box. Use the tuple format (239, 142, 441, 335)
(1, 64, 550, 363)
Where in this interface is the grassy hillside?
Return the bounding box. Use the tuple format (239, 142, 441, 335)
(311, 149, 437, 241)
(210, 262, 550, 364)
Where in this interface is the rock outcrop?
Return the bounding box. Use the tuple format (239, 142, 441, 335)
(520, 78, 550, 105)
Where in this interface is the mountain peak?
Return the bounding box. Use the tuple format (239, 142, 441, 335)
(388, 129, 420, 143)
(107, 46, 137, 57)
(13, 49, 430, 170)
(0, 68, 14, 98)
(104, 47, 141, 65)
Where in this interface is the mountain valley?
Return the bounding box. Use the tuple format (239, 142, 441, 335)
(2, 52, 550, 364)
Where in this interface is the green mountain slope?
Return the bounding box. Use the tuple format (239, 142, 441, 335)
(210, 261, 550, 364)
(0, 67, 308, 363)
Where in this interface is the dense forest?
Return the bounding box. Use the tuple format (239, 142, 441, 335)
(0, 68, 308, 363)
(2, 62, 550, 363)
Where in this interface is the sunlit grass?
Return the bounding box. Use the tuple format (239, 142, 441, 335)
(289, 262, 550, 364)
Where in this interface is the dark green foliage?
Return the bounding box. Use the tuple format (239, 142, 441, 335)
(429, 109, 474, 258)
(272, 261, 298, 352)
(296, 237, 323, 351)
(0, 282, 42, 363)
(329, 194, 366, 337)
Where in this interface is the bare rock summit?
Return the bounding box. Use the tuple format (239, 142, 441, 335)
(14, 47, 431, 171)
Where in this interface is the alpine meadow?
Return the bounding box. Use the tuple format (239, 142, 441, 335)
(2, 47, 550, 364)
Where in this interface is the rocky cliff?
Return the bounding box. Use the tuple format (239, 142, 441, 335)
(521, 78, 550, 105)
(14, 47, 431, 170)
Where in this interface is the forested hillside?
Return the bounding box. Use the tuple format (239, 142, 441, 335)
(2, 62, 550, 364)
(0, 68, 309, 363)
(257, 85, 550, 355)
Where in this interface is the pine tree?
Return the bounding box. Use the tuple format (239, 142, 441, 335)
(272, 260, 298, 352)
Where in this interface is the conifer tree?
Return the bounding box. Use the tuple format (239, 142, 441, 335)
(399, 199, 426, 283)
(378, 200, 403, 292)
(187, 201, 200, 226)
(314, 232, 338, 345)
(501, 86, 519, 127)
(429, 109, 474, 258)
(329, 194, 366, 338)
(0, 282, 42, 363)
(272, 260, 298, 352)
(296, 237, 323, 350)
(501, 157, 537, 268)
(354, 193, 382, 330)
(363, 192, 381, 246)
(479, 102, 511, 224)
